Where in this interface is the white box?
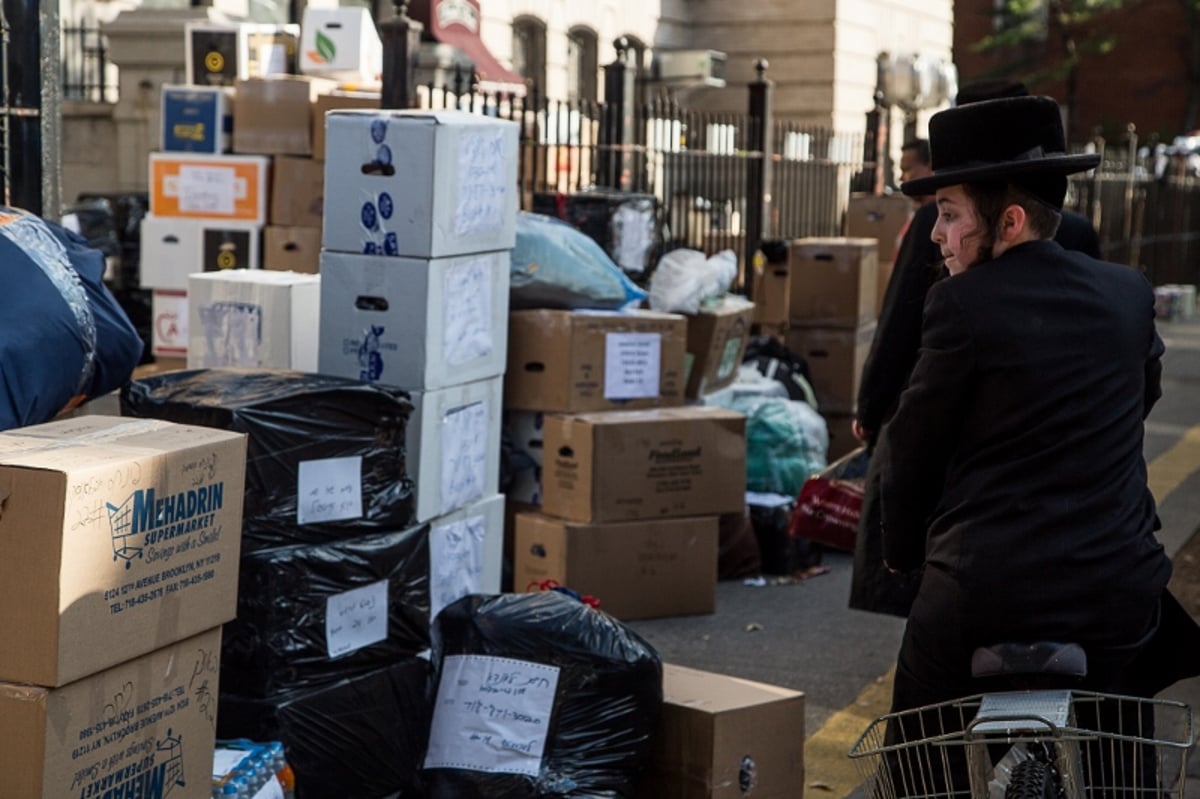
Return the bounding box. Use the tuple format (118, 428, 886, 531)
(409, 376, 502, 522)
(428, 493, 505, 622)
(151, 289, 188, 357)
(188, 269, 321, 371)
(186, 22, 300, 86)
(299, 7, 383, 83)
(501, 411, 544, 505)
(140, 214, 263, 290)
(323, 109, 519, 259)
(317, 249, 509, 390)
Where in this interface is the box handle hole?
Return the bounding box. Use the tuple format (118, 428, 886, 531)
(355, 295, 389, 311)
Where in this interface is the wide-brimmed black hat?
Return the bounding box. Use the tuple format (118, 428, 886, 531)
(901, 95, 1100, 198)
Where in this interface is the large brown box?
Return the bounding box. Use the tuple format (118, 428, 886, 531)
(0, 628, 223, 799)
(844, 193, 914, 313)
(0, 414, 247, 687)
(685, 295, 756, 398)
(785, 322, 877, 414)
(752, 256, 791, 326)
(636, 664, 806, 799)
(506, 309, 688, 412)
(513, 512, 718, 620)
(541, 407, 746, 523)
(264, 225, 321, 273)
(311, 90, 380, 160)
(269, 154, 325, 227)
(233, 75, 335, 156)
(789, 237, 879, 328)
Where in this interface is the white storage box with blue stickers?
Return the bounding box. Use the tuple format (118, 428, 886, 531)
(322, 109, 519, 259)
(317, 249, 509, 390)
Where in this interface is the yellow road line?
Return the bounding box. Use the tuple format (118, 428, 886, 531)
(807, 422, 1200, 798)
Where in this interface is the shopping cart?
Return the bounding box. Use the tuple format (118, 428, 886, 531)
(848, 689, 1194, 798)
(106, 495, 143, 569)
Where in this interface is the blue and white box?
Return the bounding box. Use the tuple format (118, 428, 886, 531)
(317, 249, 509, 390)
(160, 85, 233, 154)
(322, 109, 519, 259)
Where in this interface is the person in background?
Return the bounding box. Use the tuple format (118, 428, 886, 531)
(848, 80, 1104, 617)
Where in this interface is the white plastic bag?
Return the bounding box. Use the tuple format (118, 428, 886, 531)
(648, 248, 740, 313)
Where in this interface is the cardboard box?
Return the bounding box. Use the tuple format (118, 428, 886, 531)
(317, 249, 509, 391)
(186, 21, 300, 86)
(513, 512, 718, 620)
(0, 415, 246, 686)
(752, 256, 791, 327)
(270, 155, 325, 227)
(151, 289, 188, 358)
(506, 309, 688, 412)
(160, 84, 232, 154)
(312, 90, 380, 160)
(233, 75, 336, 156)
(323, 109, 519, 258)
(845, 194, 914, 313)
(789, 237, 878, 328)
(636, 664, 806, 799)
(149, 153, 270, 224)
(264, 225, 322, 273)
(0, 627, 223, 799)
(685, 296, 755, 399)
(428, 492, 506, 621)
(187, 269, 320, 371)
(299, 7, 383, 83)
(501, 410, 545, 505)
(784, 322, 877, 414)
(409, 376, 503, 522)
(541, 407, 746, 523)
(140, 215, 262, 290)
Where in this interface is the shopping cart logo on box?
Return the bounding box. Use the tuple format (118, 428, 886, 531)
(106, 484, 227, 568)
(107, 493, 144, 569)
(77, 729, 187, 798)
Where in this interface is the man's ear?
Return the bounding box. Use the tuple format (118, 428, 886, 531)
(998, 203, 1028, 243)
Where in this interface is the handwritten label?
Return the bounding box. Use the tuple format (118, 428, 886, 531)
(424, 655, 560, 776)
(443, 257, 494, 366)
(604, 332, 662, 399)
(454, 130, 507, 236)
(440, 402, 488, 515)
(178, 165, 236, 215)
(429, 514, 486, 621)
(198, 301, 263, 367)
(325, 579, 388, 658)
(297, 456, 363, 525)
(611, 205, 654, 274)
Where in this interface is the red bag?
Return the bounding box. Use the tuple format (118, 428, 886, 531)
(788, 447, 868, 552)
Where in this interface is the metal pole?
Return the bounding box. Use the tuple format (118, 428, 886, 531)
(380, 0, 424, 109)
(3, 0, 59, 216)
(744, 57, 774, 301)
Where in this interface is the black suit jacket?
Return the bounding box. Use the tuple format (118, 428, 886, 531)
(880, 239, 1170, 647)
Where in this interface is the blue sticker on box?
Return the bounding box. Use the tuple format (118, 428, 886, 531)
(383, 232, 398, 256)
(376, 144, 392, 166)
(378, 192, 393, 219)
(358, 324, 385, 382)
(361, 202, 378, 231)
(370, 118, 388, 144)
(363, 241, 378, 255)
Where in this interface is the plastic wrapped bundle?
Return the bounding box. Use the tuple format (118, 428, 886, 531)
(218, 658, 432, 799)
(121, 369, 415, 551)
(423, 592, 663, 798)
(222, 524, 432, 698)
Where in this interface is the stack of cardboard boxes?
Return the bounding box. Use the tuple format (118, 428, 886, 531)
(844, 192, 915, 313)
(0, 415, 247, 797)
(785, 237, 880, 461)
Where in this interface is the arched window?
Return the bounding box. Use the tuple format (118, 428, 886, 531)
(512, 15, 547, 96)
(567, 26, 599, 103)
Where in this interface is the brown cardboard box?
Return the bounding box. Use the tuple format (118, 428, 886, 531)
(785, 321, 877, 414)
(685, 296, 756, 399)
(0, 627, 223, 799)
(541, 407, 746, 523)
(233, 75, 336, 156)
(844, 193, 914, 314)
(752, 257, 791, 326)
(789, 237, 879, 328)
(269, 155, 325, 227)
(636, 664, 805, 799)
(514, 512, 718, 620)
(506, 309, 689, 412)
(264, 225, 321, 273)
(0, 415, 246, 686)
(312, 90, 380, 160)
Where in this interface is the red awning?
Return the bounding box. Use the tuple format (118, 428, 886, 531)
(410, 0, 528, 95)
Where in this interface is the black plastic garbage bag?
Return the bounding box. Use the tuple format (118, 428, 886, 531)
(423, 591, 662, 798)
(121, 369, 416, 551)
(222, 523, 433, 698)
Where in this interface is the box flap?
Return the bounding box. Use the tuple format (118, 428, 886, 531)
(662, 663, 803, 713)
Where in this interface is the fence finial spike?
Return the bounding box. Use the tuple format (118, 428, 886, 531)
(614, 36, 629, 58)
(394, 0, 410, 16)
(755, 59, 769, 79)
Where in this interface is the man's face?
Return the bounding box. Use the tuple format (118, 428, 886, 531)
(899, 148, 932, 184)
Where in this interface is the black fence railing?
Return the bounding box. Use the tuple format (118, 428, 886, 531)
(62, 23, 116, 104)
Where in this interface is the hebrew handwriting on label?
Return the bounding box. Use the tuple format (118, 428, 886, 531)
(429, 514, 487, 621)
(178, 166, 236, 214)
(455, 131, 508, 236)
(297, 456, 363, 525)
(325, 579, 388, 658)
(604, 332, 662, 400)
(443, 256, 495, 366)
(424, 655, 560, 776)
(440, 401, 488, 514)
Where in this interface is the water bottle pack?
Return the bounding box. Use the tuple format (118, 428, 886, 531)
(212, 739, 295, 798)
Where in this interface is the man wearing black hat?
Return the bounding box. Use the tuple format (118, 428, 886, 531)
(878, 95, 1200, 719)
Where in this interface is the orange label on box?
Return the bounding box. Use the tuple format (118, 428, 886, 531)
(151, 155, 267, 221)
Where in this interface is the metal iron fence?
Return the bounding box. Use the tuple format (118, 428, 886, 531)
(62, 22, 115, 104)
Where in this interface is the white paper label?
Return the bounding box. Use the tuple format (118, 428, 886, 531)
(297, 456, 364, 524)
(430, 514, 486, 622)
(440, 401, 488, 514)
(198, 301, 262, 367)
(604, 332, 662, 399)
(424, 655, 560, 776)
(455, 130, 507, 236)
(325, 579, 388, 658)
(251, 777, 285, 799)
(443, 257, 494, 367)
(178, 165, 236, 214)
(212, 748, 250, 779)
(611, 205, 653, 273)
(258, 43, 288, 76)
